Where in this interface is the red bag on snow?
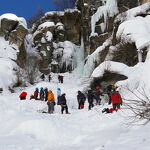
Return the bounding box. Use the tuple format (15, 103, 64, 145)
(80, 104, 84, 108)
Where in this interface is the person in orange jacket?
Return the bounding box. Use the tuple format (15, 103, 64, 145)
(19, 91, 27, 100)
(47, 90, 55, 114)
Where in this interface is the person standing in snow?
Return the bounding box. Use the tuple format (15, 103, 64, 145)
(60, 75, 64, 83)
(44, 88, 48, 101)
(87, 90, 94, 110)
(110, 89, 122, 111)
(47, 90, 55, 114)
(48, 74, 51, 82)
(93, 86, 102, 105)
(57, 88, 61, 105)
(77, 91, 86, 109)
(40, 74, 45, 81)
(34, 88, 39, 100)
(39, 87, 44, 101)
(19, 91, 27, 100)
(58, 75, 61, 83)
(59, 93, 70, 114)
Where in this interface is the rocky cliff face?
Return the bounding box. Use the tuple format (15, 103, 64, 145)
(0, 14, 28, 89)
(31, 9, 81, 73)
(81, 0, 150, 77)
(1, 0, 150, 81)
(0, 14, 28, 68)
(30, 0, 149, 75)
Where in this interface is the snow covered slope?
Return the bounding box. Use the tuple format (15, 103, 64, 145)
(0, 73, 150, 150)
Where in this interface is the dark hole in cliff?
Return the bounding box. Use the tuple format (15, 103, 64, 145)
(90, 71, 128, 90)
(112, 43, 138, 66)
(11, 21, 19, 31)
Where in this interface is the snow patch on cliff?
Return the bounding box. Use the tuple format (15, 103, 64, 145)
(38, 22, 55, 30)
(0, 13, 27, 29)
(117, 15, 150, 50)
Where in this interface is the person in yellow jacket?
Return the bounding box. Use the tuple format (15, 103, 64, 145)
(47, 90, 55, 114)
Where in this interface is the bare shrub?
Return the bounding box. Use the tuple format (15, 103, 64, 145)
(123, 85, 150, 125)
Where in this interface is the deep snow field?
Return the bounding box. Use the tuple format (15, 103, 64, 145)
(0, 73, 150, 150)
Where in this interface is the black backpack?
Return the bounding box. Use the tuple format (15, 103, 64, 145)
(57, 96, 62, 105)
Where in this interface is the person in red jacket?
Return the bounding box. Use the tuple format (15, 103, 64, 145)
(34, 88, 39, 100)
(19, 91, 27, 100)
(110, 89, 122, 111)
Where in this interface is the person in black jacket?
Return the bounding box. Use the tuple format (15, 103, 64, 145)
(40, 87, 44, 100)
(87, 90, 94, 110)
(93, 86, 102, 105)
(59, 93, 70, 114)
(40, 74, 45, 81)
(48, 74, 51, 82)
(44, 88, 48, 101)
(77, 91, 86, 109)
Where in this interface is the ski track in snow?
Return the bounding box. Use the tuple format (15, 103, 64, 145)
(0, 73, 149, 150)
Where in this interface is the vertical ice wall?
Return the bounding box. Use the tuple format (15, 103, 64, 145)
(91, 0, 118, 36)
(75, 36, 85, 77)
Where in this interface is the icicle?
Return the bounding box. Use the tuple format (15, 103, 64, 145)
(137, 49, 143, 62)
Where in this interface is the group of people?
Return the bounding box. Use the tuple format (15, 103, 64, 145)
(40, 74, 64, 84)
(40, 74, 51, 82)
(29, 87, 48, 101)
(19, 87, 70, 114)
(76, 83, 123, 113)
(19, 83, 123, 114)
(58, 75, 64, 83)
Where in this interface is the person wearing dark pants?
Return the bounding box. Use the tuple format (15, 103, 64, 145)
(40, 87, 44, 101)
(44, 88, 48, 101)
(77, 91, 86, 109)
(87, 90, 94, 110)
(60, 76, 64, 83)
(47, 101, 55, 114)
(59, 93, 70, 114)
(48, 74, 51, 82)
(61, 104, 68, 114)
(113, 103, 122, 110)
(47, 90, 55, 114)
(110, 90, 122, 111)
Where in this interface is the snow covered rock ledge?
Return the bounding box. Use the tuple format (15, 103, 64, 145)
(0, 14, 28, 90)
(91, 61, 131, 78)
(0, 13, 28, 48)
